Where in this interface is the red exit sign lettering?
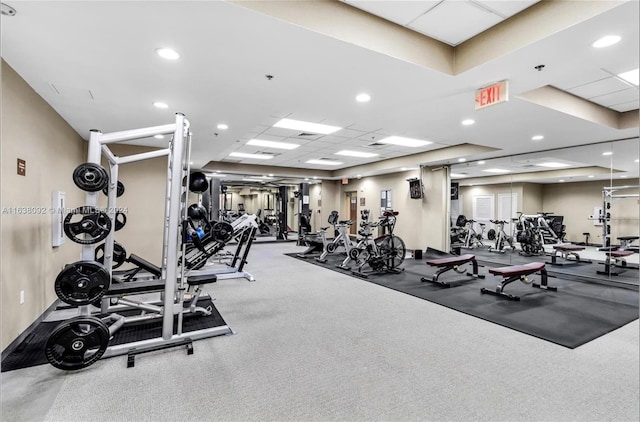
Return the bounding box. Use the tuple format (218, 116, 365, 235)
(475, 80, 509, 110)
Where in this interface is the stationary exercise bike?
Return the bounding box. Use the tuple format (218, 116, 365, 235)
(315, 212, 354, 266)
(351, 210, 406, 277)
(458, 215, 485, 249)
(488, 219, 514, 253)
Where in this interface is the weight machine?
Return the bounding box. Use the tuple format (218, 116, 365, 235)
(46, 113, 233, 370)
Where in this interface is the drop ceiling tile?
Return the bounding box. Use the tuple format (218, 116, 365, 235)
(334, 128, 367, 138)
(590, 88, 639, 107)
(609, 100, 639, 112)
(568, 77, 632, 99)
(409, 1, 503, 45)
(263, 127, 299, 137)
(315, 135, 352, 144)
(474, 0, 539, 18)
(342, 0, 439, 26)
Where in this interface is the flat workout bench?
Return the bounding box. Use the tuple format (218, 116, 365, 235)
(481, 262, 556, 301)
(547, 244, 591, 266)
(597, 250, 637, 276)
(421, 254, 485, 287)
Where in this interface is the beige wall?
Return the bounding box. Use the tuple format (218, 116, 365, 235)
(522, 183, 543, 214)
(100, 144, 168, 266)
(1, 60, 86, 350)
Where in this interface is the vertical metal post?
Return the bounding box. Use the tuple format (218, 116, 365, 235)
(103, 162, 119, 278)
(162, 113, 187, 340)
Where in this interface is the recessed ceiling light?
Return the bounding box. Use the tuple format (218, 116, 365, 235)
(247, 139, 300, 150)
(306, 159, 342, 166)
(618, 68, 639, 86)
(620, 175, 628, 178)
(313, 176, 318, 179)
(482, 168, 510, 174)
(592, 35, 621, 48)
(273, 118, 341, 135)
(217, 123, 229, 130)
(153, 102, 169, 109)
(559, 179, 565, 182)
(461, 119, 475, 126)
(378, 136, 431, 148)
(531, 135, 544, 141)
(535, 162, 571, 168)
(154, 134, 164, 139)
(335, 150, 379, 158)
(268, 173, 274, 177)
(305, 178, 310, 181)
(635, 159, 639, 163)
(602, 151, 613, 156)
(229, 152, 273, 160)
(458, 158, 466, 162)
(155, 48, 180, 60)
(588, 175, 595, 178)
(451, 173, 467, 178)
(356, 93, 371, 102)
(477, 161, 485, 165)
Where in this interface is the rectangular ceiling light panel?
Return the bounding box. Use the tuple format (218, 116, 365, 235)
(618, 68, 639, 86)
(306, 159, 343, 166)
(335, 150, 379, 158)
(378, 136, 432, 147)
(273, 118, 342, 135)
(247, 139, 300, 150)
(229, 152, 274, 160)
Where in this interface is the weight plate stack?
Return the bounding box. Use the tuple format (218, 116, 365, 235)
(95, 242, 128, 269)
(54, 260, 110, 306)
(45, 316, 110, 370)
(64, 206, 112, 244)
(72, 163, 109, 192)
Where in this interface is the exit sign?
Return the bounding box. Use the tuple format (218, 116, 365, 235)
(475, 80, 509, 110)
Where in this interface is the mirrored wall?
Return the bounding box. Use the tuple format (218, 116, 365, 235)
(449, 137, 639, 282)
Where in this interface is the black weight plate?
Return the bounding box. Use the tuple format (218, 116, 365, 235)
(45, 316, 110, 370)
(102, 181, 125, 197)
(64, 207, 112, 244)
(114, 212, 127, 231)
(95, 242, 128, 269)
(72, 163, 109, 192)
(212, 222, 233, 242)
(54, 260, 110, 306)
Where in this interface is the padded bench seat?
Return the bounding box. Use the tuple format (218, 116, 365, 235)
(482, 262, 555, 301)
(548, 244, 591, 266)
(422, 254, 484, 287)
(598, 249, 638, 276)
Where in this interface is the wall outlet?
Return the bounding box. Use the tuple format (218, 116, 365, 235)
(20, 290, 24, 304)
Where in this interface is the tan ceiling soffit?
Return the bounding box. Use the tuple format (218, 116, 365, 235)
(332, 143, 497, 178)
(231, 0, 453, 74)
(203, 161, 333, 179)
(455, 0, 625, 74)
(233, 1, 623, 76)
(619, 110, 640, 130)
(517, 85, 637, 129)
(460, 165, 615, 186)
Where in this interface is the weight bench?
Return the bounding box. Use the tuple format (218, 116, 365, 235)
(481, 262, 556, 301)
(597, 250, 638, 276)
(547, 244, 591, 266)
(421, 254, 485, 287)
(618, 236, 639, 252)
(112, 254, 163, 282)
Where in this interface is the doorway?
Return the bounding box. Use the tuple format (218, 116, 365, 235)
(345, 192, 358, 235)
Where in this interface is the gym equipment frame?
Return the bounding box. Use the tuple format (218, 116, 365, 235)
(48, 114, 232, 370)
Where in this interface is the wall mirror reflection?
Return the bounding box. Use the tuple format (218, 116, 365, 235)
(450, 137, 639, 283)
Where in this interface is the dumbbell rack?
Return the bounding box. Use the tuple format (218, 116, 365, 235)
(49, 113, 232, 369)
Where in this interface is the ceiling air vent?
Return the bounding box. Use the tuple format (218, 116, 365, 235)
(297, 132, 317, 137)
(367, 142, 386, 147)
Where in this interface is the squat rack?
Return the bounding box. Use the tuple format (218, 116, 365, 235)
(601, 185, 640, 248)
(83, 113, 232, 359)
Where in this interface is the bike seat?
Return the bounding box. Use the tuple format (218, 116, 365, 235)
(320, 226, 329, 231)
(338, 220, 352, 225)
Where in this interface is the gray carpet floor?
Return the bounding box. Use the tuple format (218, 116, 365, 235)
(1, 242, 639, 421)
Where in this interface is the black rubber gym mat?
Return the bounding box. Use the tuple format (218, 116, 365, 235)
(1, 299, 228, 373)
(286, 252, 639, 349)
